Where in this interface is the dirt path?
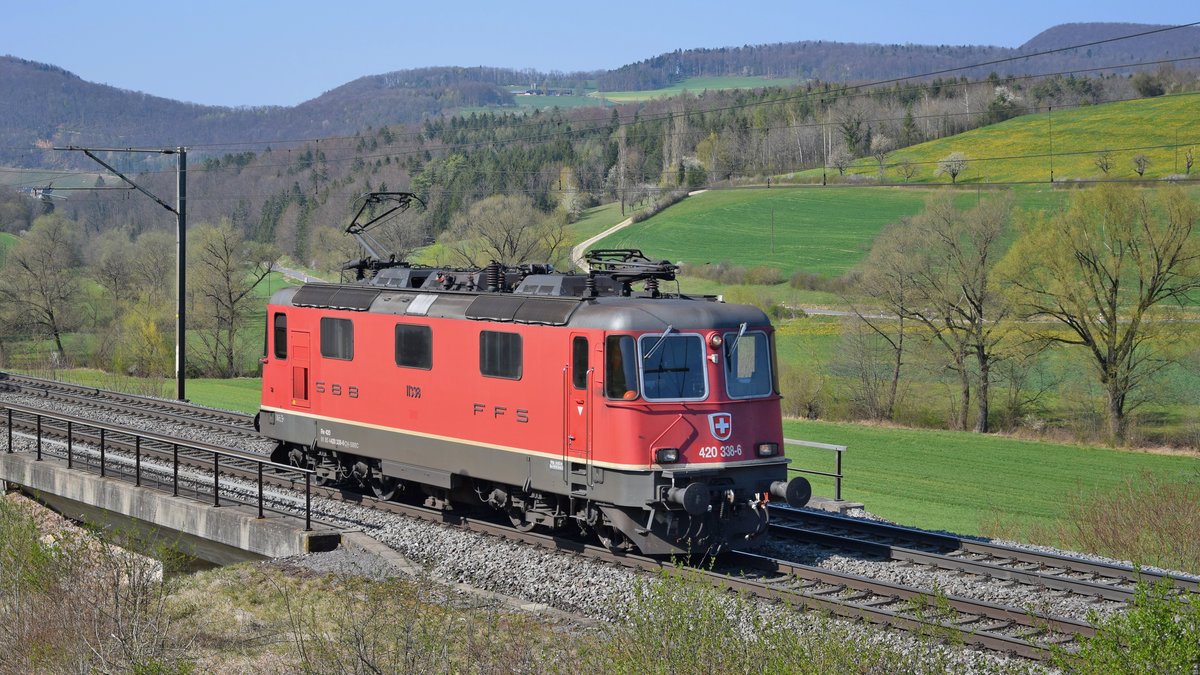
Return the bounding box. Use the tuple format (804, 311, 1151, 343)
(569, 189, 707, 271)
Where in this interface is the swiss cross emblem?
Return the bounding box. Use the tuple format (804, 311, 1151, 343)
(708, 413, 733, 441)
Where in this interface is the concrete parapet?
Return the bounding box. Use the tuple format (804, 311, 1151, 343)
(0, 452, 339, 563)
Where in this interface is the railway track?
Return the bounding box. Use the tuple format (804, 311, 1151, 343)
(766, 507, 1200, 602)
(0, 372, 265, 447)
(2, 384, 1183, 661)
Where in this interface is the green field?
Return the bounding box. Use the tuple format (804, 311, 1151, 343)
(818, 93, 1200, 184)
(512, 95, 606, 110)
(591, 188, 928, 277)
(0, 171, 109, 189)
(595, 76, 802, 103)
(567, 201, 629, 245)
(0, 232, 16, 262)
(784, 418, 1200, 537)
(591, 186, 1074, 278)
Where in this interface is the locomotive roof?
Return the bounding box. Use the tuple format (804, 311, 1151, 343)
(271, 281, 770, 331)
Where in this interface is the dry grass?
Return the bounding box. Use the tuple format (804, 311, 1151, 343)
(984, 473, 1200, 575)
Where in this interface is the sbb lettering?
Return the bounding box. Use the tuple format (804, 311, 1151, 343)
(315, 381, 359, 398)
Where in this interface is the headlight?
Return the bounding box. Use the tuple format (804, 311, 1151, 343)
(756, 442, 779, 457)
(655, 447, 680, 463)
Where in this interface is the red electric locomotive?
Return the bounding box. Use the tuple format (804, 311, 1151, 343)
(257, 198, 809, 555)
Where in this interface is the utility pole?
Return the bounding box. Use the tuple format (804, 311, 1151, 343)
(57, 146, 189, 400)
(1047, 106, 1054, 184)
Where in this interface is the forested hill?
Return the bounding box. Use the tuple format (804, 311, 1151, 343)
(2, 22, 1197, 167)
(596, 22, 1200, 90)
(0, 58, 540, 168)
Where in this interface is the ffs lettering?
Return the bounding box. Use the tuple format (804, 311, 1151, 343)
(472, 403, 530, 423)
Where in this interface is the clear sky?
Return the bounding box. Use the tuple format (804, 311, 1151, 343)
(1, 1, 1193, 107)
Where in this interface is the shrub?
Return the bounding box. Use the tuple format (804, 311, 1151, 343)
(780, 364, 825, 419)
(744, 265, 785, 285)
(1056, 580, 1200, 673)
(1056, 473, 1200, 574)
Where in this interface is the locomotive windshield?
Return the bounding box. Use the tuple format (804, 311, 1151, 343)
(638, 333, 707, 401)
(724, 330, 774, 398)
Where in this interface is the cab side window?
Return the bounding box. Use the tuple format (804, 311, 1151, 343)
(273, 313, 288, 359)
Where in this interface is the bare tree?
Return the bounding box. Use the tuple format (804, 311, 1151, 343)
(935, 152, 968, 184)
(0, 214, 81, 359)
(828, 147, 854, 177)
(1094, 151, 1113, 175)
(868, 194, 1015, 432)
(129, 230, 177, 307)
(1186, 147, 1194, 175)
(870, 134, 893, 182)
(88, 229, 136, 304)
(1132, 154, 1151, 177)
(847, 219, 920, 421)
(896, 160, 919, 183)
(1000, 185, 1200, 443)
(616, 125, 629, 215)
(443, 195, 567, 268)
(189, 220, 278, 377)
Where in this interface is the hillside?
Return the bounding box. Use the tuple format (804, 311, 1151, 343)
(0, 58, 539, 168)
(828, 93, 1200, 184)
(597, 22, 1200, 91)
(3, 22, 1198, 167)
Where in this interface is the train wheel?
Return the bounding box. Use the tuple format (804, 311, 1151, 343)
(370, 475, 399, 501)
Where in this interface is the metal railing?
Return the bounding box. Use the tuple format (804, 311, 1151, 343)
(785, 438, 846, 501)
(4, 403, 314, 530)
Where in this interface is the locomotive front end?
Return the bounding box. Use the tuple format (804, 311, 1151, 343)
(592, 314, 810, 555)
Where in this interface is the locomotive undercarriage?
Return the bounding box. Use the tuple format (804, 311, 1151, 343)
(275, 441, 792, 556)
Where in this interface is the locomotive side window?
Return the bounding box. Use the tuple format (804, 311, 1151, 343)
(638, 333, 707, 401)
(604, 335, 639, 400)
(480, 331, 522, 379)
(273, 313, 288, 359)
(723, 330, 773, 398)
(320, 317, 354, 360)
(395, 324, 432, 370)
(571, 336, 588, 389)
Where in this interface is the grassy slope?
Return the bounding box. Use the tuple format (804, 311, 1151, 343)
(0, 232, 17, 262)
(824, 94, 1200, 184)
(591, 188, 928, 277)
(590, 186, 1071, 279)
(596, 76, 801, 103)
(784, 418, 1199, 536)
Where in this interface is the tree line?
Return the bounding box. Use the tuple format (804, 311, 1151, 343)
(809, 184, 1200, 445)
(0, 212, 275, 379)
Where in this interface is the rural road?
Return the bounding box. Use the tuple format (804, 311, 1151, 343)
(272, 263, 324, 284)
(570, 189, 708, 272)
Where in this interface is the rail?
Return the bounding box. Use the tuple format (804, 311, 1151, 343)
(785, 438, 846, 501)
(3, 403, 314, 530)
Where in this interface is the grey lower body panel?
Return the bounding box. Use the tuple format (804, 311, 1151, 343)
(260, 408, 789, 554)
(260, 408, 789, 508)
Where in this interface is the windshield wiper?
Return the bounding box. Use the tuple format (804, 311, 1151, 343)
(727, 322, 748, 363)
(642, 325, 674, 361)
